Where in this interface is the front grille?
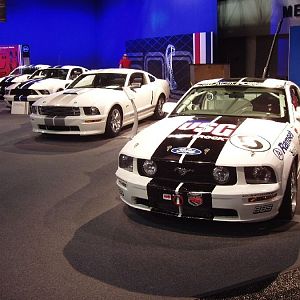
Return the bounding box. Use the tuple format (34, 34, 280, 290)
(10, 89, 38, 96)
(39, 125, 80, 131)
(39, 106, 80, 117)
(138, 160, 237, 185)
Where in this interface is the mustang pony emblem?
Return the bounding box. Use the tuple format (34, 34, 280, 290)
(174, 167, 194, 176)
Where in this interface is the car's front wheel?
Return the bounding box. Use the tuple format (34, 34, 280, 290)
(105, 106, 123, 137)
(153, 95, 166, 119)
(278, 162, 297, 220)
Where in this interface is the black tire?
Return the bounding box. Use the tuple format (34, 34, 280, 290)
(153, 95, 166, 120)
(105, 106, 123, 137)
(278, 162, 297, 220)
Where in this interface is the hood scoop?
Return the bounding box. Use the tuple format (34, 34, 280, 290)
(63, 91, 78, 95)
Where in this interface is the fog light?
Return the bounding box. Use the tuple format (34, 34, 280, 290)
(213, 166, 230, 184)
(142, 160, 157, 177)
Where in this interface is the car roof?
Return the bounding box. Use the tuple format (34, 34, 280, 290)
(195, 77, 293, 89)
(84, 68, 147, 76)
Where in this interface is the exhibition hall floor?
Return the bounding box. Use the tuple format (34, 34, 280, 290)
(0, 102, 300, 300)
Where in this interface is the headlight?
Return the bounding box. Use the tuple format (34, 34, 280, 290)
(119, 154, 133, 172)
(213, 166, 230, 184)
(245, 166, 276, 184)
(83, 107, 100, 115)
(142, 160, 157, 177)
(39, 90, 50, 95)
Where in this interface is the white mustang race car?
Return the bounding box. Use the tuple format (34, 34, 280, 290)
(30, 68, 170, 137)
(4, 65, 87, 106)
(0, 64, 50, 99)
(116, 77, 300, 222)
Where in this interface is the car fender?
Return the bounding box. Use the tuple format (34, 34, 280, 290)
(273, 126, 299, 195)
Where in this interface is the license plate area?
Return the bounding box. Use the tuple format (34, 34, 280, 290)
(147, 182, 213, 219)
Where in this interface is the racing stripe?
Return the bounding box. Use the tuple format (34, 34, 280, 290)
(14, 95, 28, 101)
(44, 117, 66, 127)
(18, 78, 45, 89)
(5, 76, 16, 83)
(144, 116, 246, 219)
(152, 116, 246, 163)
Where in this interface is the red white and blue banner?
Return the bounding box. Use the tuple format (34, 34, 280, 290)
(193, 32, 214, 64)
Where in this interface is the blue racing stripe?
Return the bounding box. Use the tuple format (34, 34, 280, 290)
(18, 78, 45, 89)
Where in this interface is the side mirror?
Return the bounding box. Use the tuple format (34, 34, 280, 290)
(162, 102, 177, 114)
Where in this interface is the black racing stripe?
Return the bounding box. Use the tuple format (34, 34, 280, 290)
(44, 117, 66, 127)
(45, 117, 54, 127)
(53, 117, 66, 126)
(144, 116, 245, 219)
(147, 179, 215, 219)
(152, 116, 246, 163)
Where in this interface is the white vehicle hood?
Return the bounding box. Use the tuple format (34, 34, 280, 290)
(34, 88, 129, 106)
(17, 78, 68, 91)
(122, 115, 290, 166)
(12, 74, 31, 83)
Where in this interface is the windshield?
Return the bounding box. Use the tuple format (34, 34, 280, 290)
(30, 68, 68, 80)
(171, 86, 289, 122)
(67, 73, 127, 89)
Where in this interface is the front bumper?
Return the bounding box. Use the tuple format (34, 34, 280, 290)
(30, 114, 107, 135)
(116, 168, 283, 222)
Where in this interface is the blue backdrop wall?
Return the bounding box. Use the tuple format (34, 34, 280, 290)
(0, 0, 98, 69)
(96, 0, 218, 68)
(289, 26, 300, 86)
(0, 0, 217, 69)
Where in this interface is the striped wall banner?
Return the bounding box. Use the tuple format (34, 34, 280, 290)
(193, 32, 213, 64)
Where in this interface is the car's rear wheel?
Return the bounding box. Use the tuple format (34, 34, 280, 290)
(153, 95, 166, 119)
(105, 106, 123, 137)
(278, 162, 297, 220)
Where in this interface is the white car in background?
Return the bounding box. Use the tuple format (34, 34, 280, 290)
(30, 68, 170, 137)
(0, 64, 50, 99)
(4, 65, 88, 106)
(116, 77, 300, 223)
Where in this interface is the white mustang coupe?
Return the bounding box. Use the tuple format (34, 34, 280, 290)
(4, 65, 87, 106)
(116, 77, 300, 222)
(30, 68, 170, 137)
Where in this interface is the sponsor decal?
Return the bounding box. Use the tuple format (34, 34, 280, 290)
(188, 193, 203, 206)
(253, 204, 273, 214)
(230, 135, 271, 152)
(171, 147, 202, 155)
(273, 130, 294, 160)
(168, 134, 227, 141)
(174, 167, 194, 176)
(273, 148, 284, 160)
(178, 121, 237, 137)
(163, 193, 172, 201)
(242, 192, 277, 203)
(162, 193, 184, 206)
(204, 148, 210, 155)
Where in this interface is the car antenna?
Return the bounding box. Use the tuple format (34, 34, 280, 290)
(262, 16, 284, 79)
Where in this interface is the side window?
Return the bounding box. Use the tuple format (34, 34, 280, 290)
(149, 75, 156, 82)
(290, 86, 300, 109)
(129, 73, 145, 86)
(70, 68, 83, 80)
